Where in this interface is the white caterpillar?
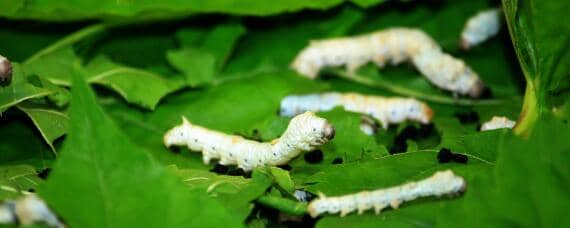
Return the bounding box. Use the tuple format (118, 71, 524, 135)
(291, 28, 486, 98)
(460, 8, 502, 50)
(480, 116, 515, 131)
(280, 92, 433, 130)
(307, 170, 466, 217)
(0, 194, 64, 227)
(164, 112, 335, 171)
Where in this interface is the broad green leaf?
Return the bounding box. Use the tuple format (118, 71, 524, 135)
(502, 0, 570, 134)
(39, 66, 240, 227)
(85, 55, 185, 109)
(0, 165, 44, 200)
(0, 0, 385, 21)
(491, 116, 570, 227)
(0, 64, 56, 111)
(16, 103, 68, 153)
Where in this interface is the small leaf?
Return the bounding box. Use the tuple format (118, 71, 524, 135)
(0, 64, 56, 111)
(85, 55, 185, 109)
(0, 165, 44, 201)
(167, 22, 246, 86)
(17, 103, 68, 153)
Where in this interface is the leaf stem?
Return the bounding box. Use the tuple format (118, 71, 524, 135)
(332, 70, 510, 106)
(256, 195, 308, 216)
(513, 83, 539, 137)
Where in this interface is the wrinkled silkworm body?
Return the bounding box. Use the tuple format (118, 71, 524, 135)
(461, 8, 502, 50)
(280, 92, 433, 129)
(480, 116, 515, 131)
(291, 28, 485, 97)
(164, 112, 335, 171)
(307, 170, 466, 217)
(0, 194, 64, 227)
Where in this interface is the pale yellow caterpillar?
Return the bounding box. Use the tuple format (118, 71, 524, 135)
(280, 92, 433, 131)
(291, 28, 486, 98)
(460, 8, 502, 50)
(0, 194, 64, 227)
(480, 116, 515, 131)
(307, 170, 466, 217)
(164, 112, 335, 171)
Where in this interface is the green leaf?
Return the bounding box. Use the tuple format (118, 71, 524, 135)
(269, 167, 295, 193)
(200, 22, 246, 71)
(23, 47, 76, 86)
(0, 0, 386, 21)
(17, 103, 68, 153)
(169, 165, 253, 195)
(166, 48, 216, 86)
(39, 65, 240, 227)
(0, 64, 56, 111)
(168, 22, 246, 86)
(85, 55, 185, 109)
(0, 165, 44, 201)
(502, 0, 570, 134)
(256, 195, 308, 216)
(170, 166, 274, 222)
(491, 116, 570, 227)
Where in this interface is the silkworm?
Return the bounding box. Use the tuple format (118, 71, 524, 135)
(307, 170, 466, 217)
(291, 28, 486, 98)
(280, 92, 433, 130)
(0, 55, 12, 85)
(480, 116, 515, 131)
(460, 8, 502, 50)
(164, 112, 335, 171)
(0, 194, 64, 227)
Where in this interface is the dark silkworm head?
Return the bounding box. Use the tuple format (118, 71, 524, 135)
(468, 79, 486, 98)
(323, 123, 335, 140)
(0, 55, 12, 85)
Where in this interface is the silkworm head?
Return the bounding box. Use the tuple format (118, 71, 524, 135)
(164, 117, 191, 148)
(468, 79, 486, 98)
(0, 55, 12, 85)
(289, 112, 335, 147)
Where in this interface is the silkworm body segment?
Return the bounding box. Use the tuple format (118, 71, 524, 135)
(280, 92, 433, 129)
(480, 116, 515, 131)
(307, 170, 466, 217)
(164, 112, 335, 171)
(461, 8, 502, 50)
(291, 28, 485, 97)
(0, 195, 63, 227)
